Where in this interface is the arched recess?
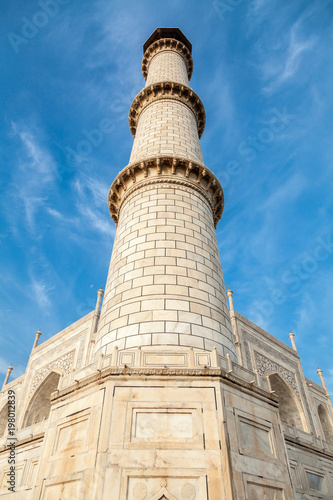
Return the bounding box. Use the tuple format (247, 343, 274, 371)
(0, 403, 8, 438)
(149, 488, 178, 500)
(318, 404, 333, 442)
(22, 371, 61, 428)
(269, 373, 305, 430)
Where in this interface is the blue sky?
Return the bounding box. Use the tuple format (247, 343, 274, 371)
(0, 0, 332, 393)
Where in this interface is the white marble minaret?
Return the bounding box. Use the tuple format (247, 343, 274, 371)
(93, 28, 236, 363)
(3, 29, 320, 500)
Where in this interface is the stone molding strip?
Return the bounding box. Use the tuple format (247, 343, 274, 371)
(128, 81, 206, 138)
(283, 431, 333, 459)
(0, 433, 44, 452)
(50, 366, 279, 405)
(142, 38, 193, 80)
(108, 156, 224, 227)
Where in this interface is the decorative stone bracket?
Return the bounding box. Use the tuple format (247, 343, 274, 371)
(108, 156, 224, 227)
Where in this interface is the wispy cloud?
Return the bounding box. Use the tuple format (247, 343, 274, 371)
(7, 122, 57, 234)
(262, 27, 316, 92)
(294, 293, 316, 333)
(76, 203, 114, 236)
(45, 207, 64, 219)
(279, 28, 315, 82)
(12, 124, 55, 181)
(0, 357, 11, 376)
(202, 68, 237, 149)
(66, 2, 145, 113)
(247, 4, 317, 93)
(30, 277, 53, 309)
(75, 175, 109, 208)
(248, 0, 271, 25)
(0, 357, 25, 378)
(259, 172, 307, 212)
(74, 175, 116, 237)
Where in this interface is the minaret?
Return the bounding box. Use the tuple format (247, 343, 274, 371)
(32, 328, 42, 350)
(1, 363, 13, 390)
(22, 30, 297, 500)
(93, 28, 236, 361)
(288, 329, 297, 351)
(317, 366, 330, 397)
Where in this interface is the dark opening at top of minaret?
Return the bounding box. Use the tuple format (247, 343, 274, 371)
(143, 27, 192, 53)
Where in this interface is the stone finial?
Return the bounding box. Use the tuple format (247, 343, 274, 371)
(32, 328, 42, 350)
(90, 287, 105, 338)
(2, 362, 13, 390)
(226, 287, 234, 313)
(95, 286, 104, 312)
(317, 366, 330, 397)
(288, 330, 298, 352)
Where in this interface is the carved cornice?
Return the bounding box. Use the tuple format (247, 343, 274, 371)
(108, 156, 224, 227)
(128, 81, 206, 138)
(284, 432, 333, 459)
(142, 38, 193, 81)
(50, 365, 278, 404)
(0, 432, 44, 452)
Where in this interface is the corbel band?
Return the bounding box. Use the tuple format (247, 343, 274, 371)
(128, 81, 206, 138)
(108, 156, 224, 228)
(142, 38, 193, 81)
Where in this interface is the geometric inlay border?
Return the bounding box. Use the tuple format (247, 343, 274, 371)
(255, 352, 301, 401)
(29, 350, 75, 396)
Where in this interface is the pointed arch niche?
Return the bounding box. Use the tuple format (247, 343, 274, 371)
(22, 371, 61, 428)
(148, 490, 177, 500)
(269, 373, 306, 431)
(0, 403, 8, 438)
(318, 404, 333, 442)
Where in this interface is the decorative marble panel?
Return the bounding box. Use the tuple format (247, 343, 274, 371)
(127, 476, 201, 500)
(254, 352, 300, 401)
(143, 353, 187, 367)
(30, 351, 75, 395)
(240, 329, 315, 431)
(53, 413, 90, 455)
(247, 481, 284, 500)
(239, 417, 275, 459)
(133, 410, 193, 440)
(42, 479, 81, 499)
